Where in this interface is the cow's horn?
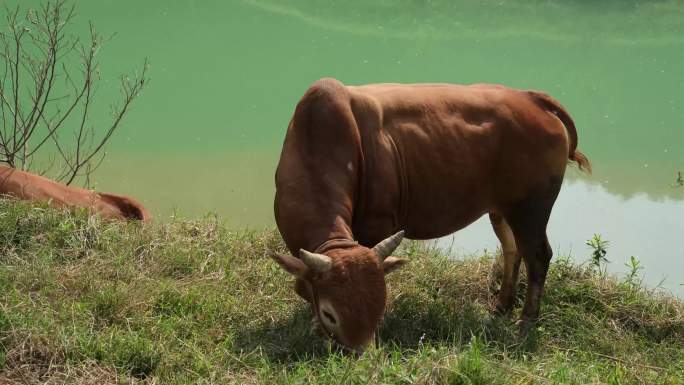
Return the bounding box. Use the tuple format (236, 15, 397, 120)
(299, 249, 332, 273)
(372, 230, 405, 260)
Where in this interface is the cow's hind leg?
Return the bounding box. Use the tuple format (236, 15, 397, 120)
(504, 178, 562, 326)
(489, 213, 521, 314)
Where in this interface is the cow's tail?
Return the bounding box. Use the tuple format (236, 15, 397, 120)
(527, 90, 592, 174)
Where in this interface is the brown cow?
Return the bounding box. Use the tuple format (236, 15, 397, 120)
(271, 78, 590, 352)
(0, 165, 151, 221)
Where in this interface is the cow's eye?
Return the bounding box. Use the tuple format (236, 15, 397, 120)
(322, 310, 337, 325)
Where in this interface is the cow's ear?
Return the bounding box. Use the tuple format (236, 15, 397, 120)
(382, 256, 409, 275)
(270, 252, 308, 278)
(295, 278, 313, 302)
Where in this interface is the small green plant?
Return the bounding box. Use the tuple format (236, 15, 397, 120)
(607, 364, 626, 385)
(586, 233, 609, 270)
(450, 335, 490, 385)
(624, 256, 643, 287)
(674, 171, 684, 188)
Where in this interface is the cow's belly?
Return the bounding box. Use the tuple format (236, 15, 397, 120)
(401, 184, 493, 240)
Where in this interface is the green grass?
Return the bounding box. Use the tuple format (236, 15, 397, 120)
(0, 198, 682, 384)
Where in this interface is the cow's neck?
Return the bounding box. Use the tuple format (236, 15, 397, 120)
(275, 120, 364, 256)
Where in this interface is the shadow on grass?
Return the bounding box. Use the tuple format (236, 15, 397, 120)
(231, 306, 332, 363)
(380, 291, 542, 355)
(231, 291, 541, 363)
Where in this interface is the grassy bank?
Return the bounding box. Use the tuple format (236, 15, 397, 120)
(0, 199, 682, 384)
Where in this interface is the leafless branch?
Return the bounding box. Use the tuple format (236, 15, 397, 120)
(0, 0, 147, 185)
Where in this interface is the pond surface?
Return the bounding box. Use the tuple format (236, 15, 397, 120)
(8, 0, 684, 296)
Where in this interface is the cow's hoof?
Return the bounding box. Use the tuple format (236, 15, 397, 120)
(484, 311, 515, 329)
(491, 299, 513, 316)
(491, 306, 507, 317)
(515, 318, 535, 333)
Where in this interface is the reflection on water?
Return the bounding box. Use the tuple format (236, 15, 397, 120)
(247, 0, 684, 45)
(437, 179, 684, 297)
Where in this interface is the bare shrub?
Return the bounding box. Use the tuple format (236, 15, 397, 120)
(0, 0, 147, 185)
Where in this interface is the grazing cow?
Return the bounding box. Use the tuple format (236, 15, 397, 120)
(271, 78, 590, 352)
(0, 165, 151, 221)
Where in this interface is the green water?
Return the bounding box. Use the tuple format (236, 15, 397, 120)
(4, 0, 684, 294)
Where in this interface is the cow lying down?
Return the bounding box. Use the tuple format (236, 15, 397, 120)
(0, 165, 150, 221)
(272, 78, 591, 352)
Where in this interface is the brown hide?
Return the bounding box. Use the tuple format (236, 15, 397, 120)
(274, 78, 590, 350)
(0, 165, 151, 221)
